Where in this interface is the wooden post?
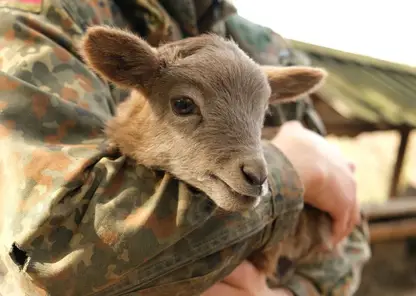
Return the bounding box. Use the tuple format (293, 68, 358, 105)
(389, 127, 411, 198)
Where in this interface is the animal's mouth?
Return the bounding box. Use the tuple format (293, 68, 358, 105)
(208, 173, 263, 205)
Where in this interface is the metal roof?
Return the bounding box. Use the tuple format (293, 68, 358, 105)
(290, 40, 416, 128)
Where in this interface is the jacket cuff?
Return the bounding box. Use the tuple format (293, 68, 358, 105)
(262, 141, 305, 201)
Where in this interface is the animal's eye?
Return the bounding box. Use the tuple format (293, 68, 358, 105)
(170, 96, 197, 116)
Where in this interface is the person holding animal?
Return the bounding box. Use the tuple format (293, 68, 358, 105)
(0, 1, 370, 296)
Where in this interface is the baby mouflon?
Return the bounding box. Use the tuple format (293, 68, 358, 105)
(80, 26, 334, 286)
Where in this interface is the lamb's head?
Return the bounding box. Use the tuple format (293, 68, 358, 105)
(80, 26, 327, 212)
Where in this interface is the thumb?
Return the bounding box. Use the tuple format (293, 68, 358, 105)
(331, 212, 349, 246)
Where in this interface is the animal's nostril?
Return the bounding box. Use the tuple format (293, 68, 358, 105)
(241, 163, 267, 186)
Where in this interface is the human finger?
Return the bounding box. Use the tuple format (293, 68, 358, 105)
(201, 282, 246, 296)
(333, 169, 358, 244)
(341, 169, 359, 237)
(330, 200, 350, 246)
(344, 193, 361, 239)
(327, 183, 349, 244)
(222, 260, 266, 291)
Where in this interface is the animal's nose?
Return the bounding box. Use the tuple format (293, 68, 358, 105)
(241, 158, 268, 186)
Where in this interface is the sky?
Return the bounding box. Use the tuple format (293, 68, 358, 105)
(233, 0, 415, 67)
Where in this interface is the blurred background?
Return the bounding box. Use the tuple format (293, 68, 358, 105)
(233, 1, 416, 295)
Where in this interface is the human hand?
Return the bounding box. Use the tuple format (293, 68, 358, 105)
(271, 121, 360, 245)
(201, 260, 293, 296)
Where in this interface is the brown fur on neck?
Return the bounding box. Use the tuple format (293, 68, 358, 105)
(105, 90, 157, 165)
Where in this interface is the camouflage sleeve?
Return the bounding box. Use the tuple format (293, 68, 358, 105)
(283, 220, 371, 296)
(0, 1, 305, 295)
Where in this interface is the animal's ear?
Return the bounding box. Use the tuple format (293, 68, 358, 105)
(262, 66, 327, 103)
(80, 26, 160, 89)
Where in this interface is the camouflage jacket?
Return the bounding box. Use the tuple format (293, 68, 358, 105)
(0, 0, 370, 295)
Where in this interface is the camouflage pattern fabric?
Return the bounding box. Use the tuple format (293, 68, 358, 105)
(0, 0, 370, 295)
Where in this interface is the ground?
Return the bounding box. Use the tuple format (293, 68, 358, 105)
(356, 240, 416, 296)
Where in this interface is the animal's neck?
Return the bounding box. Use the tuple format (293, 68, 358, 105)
(105, 90, 152, 160)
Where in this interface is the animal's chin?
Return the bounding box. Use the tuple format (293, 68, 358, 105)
(169, 172, 262, 212)
(217, 189, 261, 212)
